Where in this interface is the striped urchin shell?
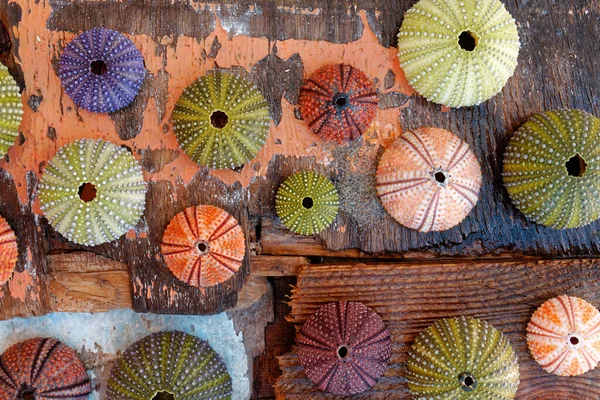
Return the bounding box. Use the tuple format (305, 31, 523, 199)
(171, 71, 271, 169)
(0, 337, 91, 400)
(38, 139, 147, 246)
(107, 331, 232, 399)
(0, 64, 22, 159)
(0, 215, 18, 285)
(503, 109, 600, 229)
(58, 27, 146, 113)
(376, 127, 481, 232)
(275, 171, 340, 236)
(297, 301, 391, 396)
(299, 64, 378, 142)
(407, 316, 520, 399)
(161, 205, 246, 292)
(527, 295, 600, 376)
(398, 0, 520, 108)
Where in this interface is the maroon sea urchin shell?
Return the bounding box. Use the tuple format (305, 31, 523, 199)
(296, 300, 391, 395)
(299, 64, 378, 142)
(0, 337, 91, 400)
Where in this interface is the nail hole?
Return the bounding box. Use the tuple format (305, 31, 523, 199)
(565, 154, 587, 177)
(337, 346, 348, 359)
(197, 241, 209, 254)
(434, 172, 446, 183)
(332, 93, 349, 108)
(302, 197, 314, 209)
(90, 59, 108, 76)
(464, 376, 474, 387)
(458, 30, 478, 51)
(210, 110, 229, 129)
(570, 336, 579, 345)
(18, 389, 36, 400)
(78, 182, 97, 202)
(152, 392, 175, 400)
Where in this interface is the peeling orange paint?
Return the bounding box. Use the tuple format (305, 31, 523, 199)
(8, 269, 35, 302)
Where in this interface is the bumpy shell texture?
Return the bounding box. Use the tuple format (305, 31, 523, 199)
(527, 295, 600, 376)
(38, 139, 147, 246)
(398, 0, 520, 107)
(503, 109, 600, 229)
(407, 316, 520, 399)
(171, 71, 271, 169)
(297, 301, 391, 396)
(58, 27, 146, 113)
(0, 215, 18, 285)
(275, 171, 340, 236)
(107, 331, 232, 399)
(299, 64, 378, 142)
(161, 205, 246, 293)
(376, 127, 481, 232)
(0, 337, 91, 400)
(0, 64, 22, 159)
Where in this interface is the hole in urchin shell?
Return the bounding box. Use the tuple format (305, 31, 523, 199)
(302, 197, 314, 209)
(458, 30, 479, 51)
(196, 241, 210, 255)
(459, 372, 477, 392)
(78, 182, 97, 202)
(566, 154, 587, 177)
(337, 345, 349, 359)
(90, 59, 108, 76)
(332, 93, 349, 108)
(210, 110, 229, 129)
(570, 336, 580, 345)
(152, 392, 175, 400)
(435, 172, 446, 183)
(464, 376, 474, 386)
(18, 388, 36, 400)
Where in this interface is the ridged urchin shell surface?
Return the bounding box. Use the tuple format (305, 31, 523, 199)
(503, 109, 600, 229)
(0, 337, 91, 400)
(0, 64, 23, 158)
(107, 331, 232, 399)
(376, 127, 482, 232)
(275, 171, 340, 236)
(527, 295, 600, 376)
(297, 301, 391, 396)
(407, 316, 520, 399)
(0, 215, 18, 286)
(58, 27, 146, 113)
(398, 0, 520, 107)
(161, 205, 246, 292)
(38, 139, 147, 246)
(171, 71, 271, 169)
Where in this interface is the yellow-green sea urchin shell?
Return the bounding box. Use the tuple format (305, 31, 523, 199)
(172, 71, 271, 169)
(503, 109, 600, 229)
(0, 64, 23, 158)
(38, 139, 147, 246)
(398, 0, 520, 108)
(276, 171, 339, 236)
(407, 317, 520, 400)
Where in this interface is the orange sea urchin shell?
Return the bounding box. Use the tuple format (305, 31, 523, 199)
(376, 127, 482, 232)
(0, 215, 18, 285)
(527, 295, 600, 376)
(161, 205, 246, 293)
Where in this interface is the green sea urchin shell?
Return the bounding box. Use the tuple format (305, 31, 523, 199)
(275, 171, 339, 236)
(172, 71, 271, 169)
(38, 139, 147, 246)
(407, 317, 520, 399)
(107, 331, 232, 399)
(503, 109, 600, 229)
(0, 64, 23, 158)
(398, 0, 520, 108)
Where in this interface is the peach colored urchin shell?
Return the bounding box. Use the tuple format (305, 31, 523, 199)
(160, 205, 246, 294)
(376, 127, 482, 232)
(0, 215, 18, 285)
(527, 295, 600, 376)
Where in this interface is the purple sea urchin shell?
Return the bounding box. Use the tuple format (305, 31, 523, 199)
(58, 28, 146, 113)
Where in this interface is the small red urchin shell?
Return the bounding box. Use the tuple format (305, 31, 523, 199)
(161, 205, 246, 293)
(296, 300, 391, 395)
(0, 337, 91, 399)
(299, 64, 378, 142)
(0, 215, 18, 286)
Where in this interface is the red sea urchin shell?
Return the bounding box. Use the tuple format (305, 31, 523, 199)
(527, 295, 600, 376)
(0, 215, 18, 285)
(296, 300, 391, 395)
(161, 205, 246, 293)
(299, 64, 378, 142)
(0, 337, 91, 400)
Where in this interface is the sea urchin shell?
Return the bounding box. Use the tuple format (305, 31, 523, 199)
(58, 27, 146, 113)
(503, 109, 600, 229)
(107, 331, 232, 399)
(0, 215, 18, 286)
(527, 295, 600, 376)
(161, 205, 246, 293)
(38, 139, 147, 246)
(297, 301, 391, 396)
(0, 337, 91, 400)
(376, 127, 482, 232)
(397, 0, 520, 108)
(0, 64, 22, 159)
(407, 316, 520, 399)
(275, 171, 339, 236)
(171, 71, 271, 169)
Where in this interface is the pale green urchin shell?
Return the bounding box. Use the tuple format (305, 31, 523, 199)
(503, 109, 600, 229)
(171, 71, 271, 169)
(0, 64, 23, 158)
(407, 316, 520, 399)
(398, 0, 520, 108)
(275, 171, 339, 236)
(38, 139, 147, 246)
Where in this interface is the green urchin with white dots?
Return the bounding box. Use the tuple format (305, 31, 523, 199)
(0, 64, 22, 158)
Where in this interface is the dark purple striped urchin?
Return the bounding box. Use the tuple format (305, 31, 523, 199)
(58, 28, 146, 113)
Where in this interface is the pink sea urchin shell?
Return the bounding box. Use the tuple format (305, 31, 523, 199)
(0, 215, 18, 286)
